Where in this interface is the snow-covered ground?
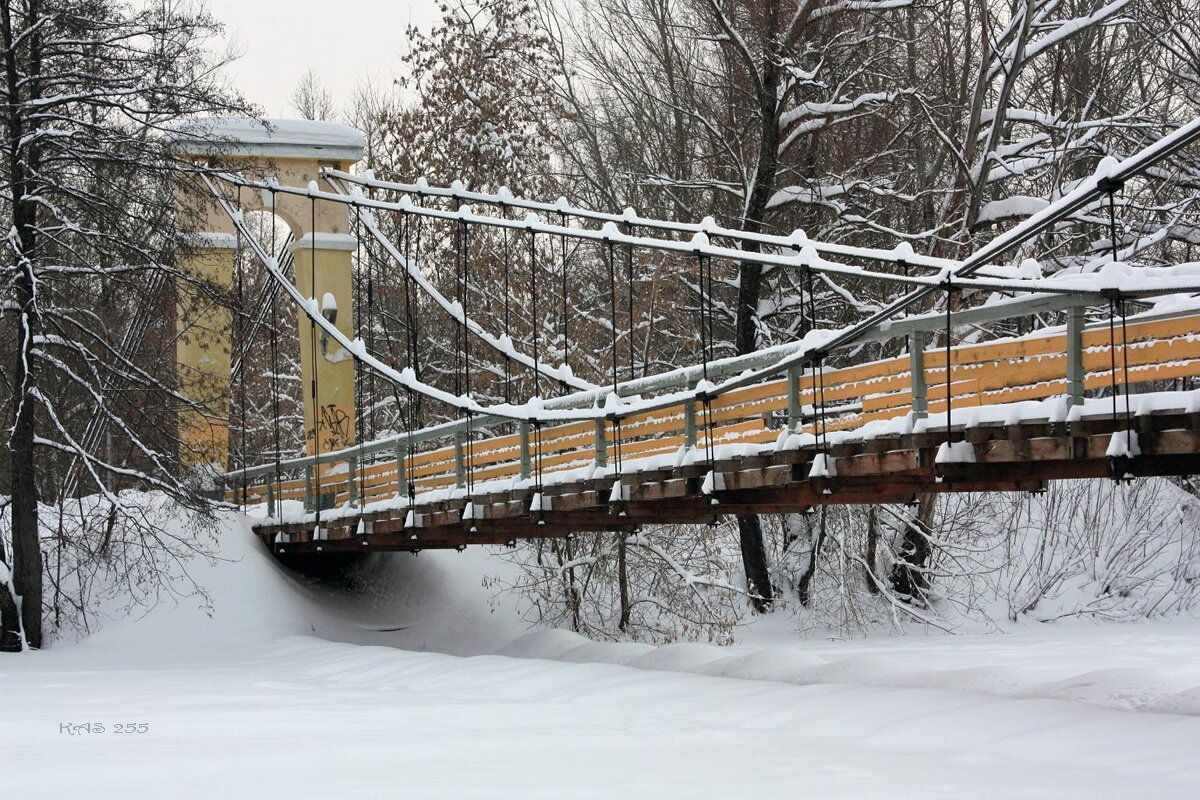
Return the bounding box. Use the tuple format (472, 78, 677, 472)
(3, 512, 1199, 798)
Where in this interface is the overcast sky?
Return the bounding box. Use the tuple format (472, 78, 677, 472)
(202, 0, 440, 117)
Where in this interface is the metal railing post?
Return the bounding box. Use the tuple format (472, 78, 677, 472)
(594, 419, 608, 468)
(266, 474, 276, 518)
(519, 421, 532, 479)
(786, 364, 802, 428)
(303, 464, 314, 513)
(394, 442, 409, 498)
(453, 431, 467, 488)
(684, 400, 697, 448)
(909, 333, 927, 419)
(1067, 304, 1085, 405)
(347, 455, 359, 507)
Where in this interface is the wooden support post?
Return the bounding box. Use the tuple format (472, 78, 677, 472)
(519, 422, 532, 479)
(594, 419, 608, 468)
(787, 364, 802, 428)
(909, 333, 927, 420)
(1067, 304, 1085, 406)
(394, 442, 409, 498)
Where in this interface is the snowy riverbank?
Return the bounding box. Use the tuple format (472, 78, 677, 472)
(3, 512, 1199, 798)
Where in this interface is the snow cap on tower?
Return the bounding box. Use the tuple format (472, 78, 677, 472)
(168, 117, 365, 162)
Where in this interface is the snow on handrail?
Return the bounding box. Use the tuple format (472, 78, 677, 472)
(325, 168, 981, 276)
(211, 170, 1117, 299)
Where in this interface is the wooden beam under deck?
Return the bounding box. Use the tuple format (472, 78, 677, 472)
(258, 414, 1200, 555)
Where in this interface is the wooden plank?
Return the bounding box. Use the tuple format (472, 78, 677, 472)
(709, 378, 789, 409)
(837, 450, 920, 476)
(864, 343, 1200, 418)
(622, 407, 686, 431)
(1151, 430, 1200, 456)
(632, 479, 691, 502)
(980, 437, 1070, 462)
(709, 395, 789, 424)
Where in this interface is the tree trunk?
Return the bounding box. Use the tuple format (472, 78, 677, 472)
(564, 538, 581, 632)
(7, 230, 42, 648)
(736, 515, 773, 609)
(889, 496, 935, 605)
(10, 361, 42, 648)
(732, 241, 772, 610)
(2, 0, 43, 649)
(10, 235, 42, 648)
(796, 506, 825, 606)
(864, 506, 880, 595)
(728, 1, 785, 613)
(0, 533, 20, 650)
(617, 535, 630, 631)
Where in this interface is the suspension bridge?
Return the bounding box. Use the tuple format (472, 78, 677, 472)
(169, 117, 1200, 554)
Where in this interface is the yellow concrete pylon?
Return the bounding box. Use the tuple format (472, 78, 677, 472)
(171, 118, 365, 485)
(176, 234, 237, 474)
(292, 235, 357, 456)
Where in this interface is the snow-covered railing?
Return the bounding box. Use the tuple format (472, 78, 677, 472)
(323, 167, 990, 275)
(231, 301, 1200, 516)
(227, 291, 1088, 479)
(222, 169, 1191, 300)
(209, 185, 1200, 441)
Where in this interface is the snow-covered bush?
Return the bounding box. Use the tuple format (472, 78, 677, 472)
(490, 478, 1200, 643)
(0, 492, 220, 644)
(489, 522, 745, 644)
(969, 479, 1200, 623)
(769, 478, 1200, 636)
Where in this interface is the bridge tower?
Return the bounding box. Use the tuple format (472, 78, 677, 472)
(171, 118, 365, 480)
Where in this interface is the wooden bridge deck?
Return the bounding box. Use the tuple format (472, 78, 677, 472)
(256, 412, 1200, 553)
(238, 311, 1200, 553)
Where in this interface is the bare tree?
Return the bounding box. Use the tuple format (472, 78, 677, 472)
(0, 0, 248, 649)
(290, 68, 336, 121)
(544, 0, 915, 610)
